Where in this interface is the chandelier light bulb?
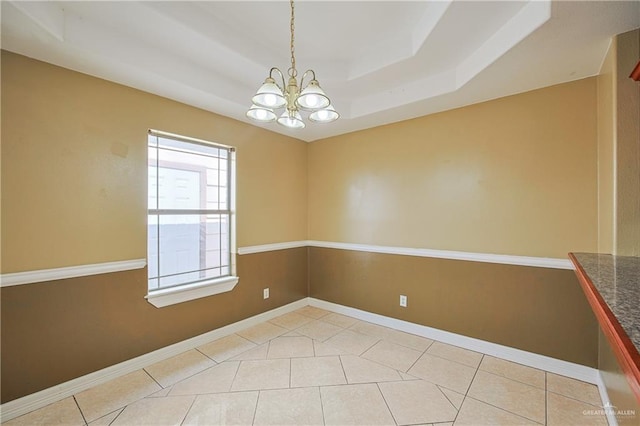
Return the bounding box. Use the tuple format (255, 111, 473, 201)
(277, 110, 305, 129)
(305, 95, 320, 107)
(252, 77, 286, 109)
(309, 104, 339, 123)
(296, 80, 330, 110)
(246, 105, 276, 122)
(264, 94, 277, 106)
(312, 109, 329, 120)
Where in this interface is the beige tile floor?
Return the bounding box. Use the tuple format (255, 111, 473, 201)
(4, 306, 609, 425)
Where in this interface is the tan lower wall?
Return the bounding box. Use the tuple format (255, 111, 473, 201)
(0, 248, 308, 403)
(309, 247, 598, 367)
(598, 329, 640, 425)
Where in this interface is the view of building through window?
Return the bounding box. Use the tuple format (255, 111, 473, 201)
(147, 131, 233, 292)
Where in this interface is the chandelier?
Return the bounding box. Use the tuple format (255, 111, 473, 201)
(246, 0, 339, 129)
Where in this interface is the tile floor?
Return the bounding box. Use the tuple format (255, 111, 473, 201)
(4, 306, 609, 425)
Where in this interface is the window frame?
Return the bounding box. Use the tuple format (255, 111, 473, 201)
(145, 129, 237, 308)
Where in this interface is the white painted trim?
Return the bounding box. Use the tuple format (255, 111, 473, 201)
(309, 298, 600, 385)
(3, 241, 569, 287)
(0, 259, 147, 287)
(597, 38, 614, 75)
(146, 276, 239, 308)
(237, 240, 573, 269)
(237, 241, 309, 255)
(307, 240, 573, 270)
(0, 298, 310, 423)
(596, 371, 619, 426)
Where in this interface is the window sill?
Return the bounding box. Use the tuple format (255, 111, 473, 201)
(146, 276, 239, 308)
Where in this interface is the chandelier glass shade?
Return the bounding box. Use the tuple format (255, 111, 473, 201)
(246, 0, 339, 129)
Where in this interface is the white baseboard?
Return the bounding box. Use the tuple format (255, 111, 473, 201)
(310, 299, 620, 423)
(596, 371, 619, 426)
(309, 298, 601, 385)
(2, 297, 614, 424)
(0, 298, 309, 423)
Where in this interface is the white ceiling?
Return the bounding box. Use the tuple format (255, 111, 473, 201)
(2, 1, 639, 142)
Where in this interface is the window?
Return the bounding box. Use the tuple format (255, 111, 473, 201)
(146, 130, 237, 307)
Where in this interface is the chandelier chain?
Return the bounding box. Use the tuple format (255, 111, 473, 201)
(289, 0, 297, 78)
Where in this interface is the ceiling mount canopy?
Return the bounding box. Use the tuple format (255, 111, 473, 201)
(246, 0, 339, 129)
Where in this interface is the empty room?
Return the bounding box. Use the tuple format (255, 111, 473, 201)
(1, 1, 639, 425)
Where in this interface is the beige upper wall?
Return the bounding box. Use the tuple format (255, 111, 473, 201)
(597, 38, 616, 254)
(597, 28, 640, 257)
(309, 78, 599, 258)
(1, 51, 307, 273)
(2, 50, 603, 271)
(614, 29, 640, 256)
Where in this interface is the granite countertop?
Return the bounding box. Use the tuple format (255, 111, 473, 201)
(572, 253, 640, 352)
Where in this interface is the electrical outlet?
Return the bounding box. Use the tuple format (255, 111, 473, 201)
(399, 294, 407, 307)
(263, 288, 270, 299)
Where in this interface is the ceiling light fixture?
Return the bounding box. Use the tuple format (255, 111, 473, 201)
(246, 0, 339, 129)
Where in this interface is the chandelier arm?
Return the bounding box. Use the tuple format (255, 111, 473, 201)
(269, 67, 287, 92)
(299, 69, 316, 89)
